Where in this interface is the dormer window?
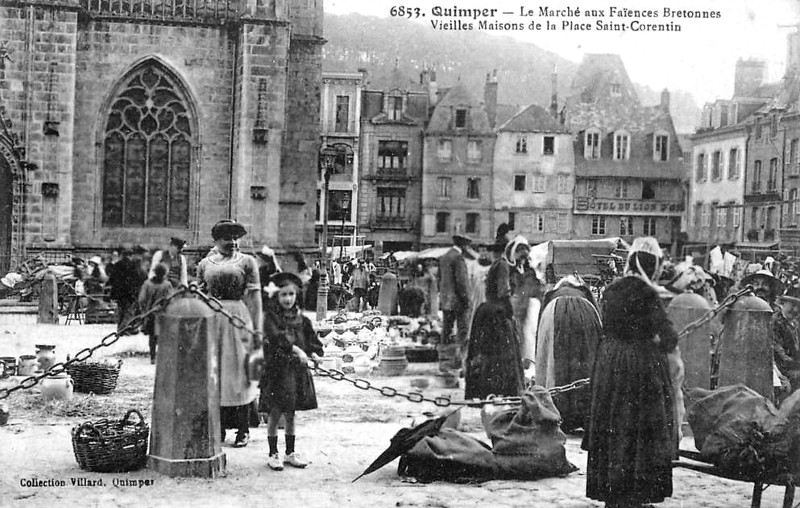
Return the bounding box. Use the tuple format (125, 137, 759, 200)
(387, 96, 403, 121)
(585, 129, 601, 159)
(455, 108, 468, 129)
(653, 133, 669, 162)
(613, 131, 630, 160)
(611, 83, 622, 96)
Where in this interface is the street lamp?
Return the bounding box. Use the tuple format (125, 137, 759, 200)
(316, 149, 337, 321)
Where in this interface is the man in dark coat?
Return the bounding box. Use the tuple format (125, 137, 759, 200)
(437, 234, 472, 371)
(107, 246, 147, 335)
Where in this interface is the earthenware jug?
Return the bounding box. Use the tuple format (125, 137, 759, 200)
(17, 355, 37, 376)
(35, 344, 57, 372)
(40, 373, 74, 401)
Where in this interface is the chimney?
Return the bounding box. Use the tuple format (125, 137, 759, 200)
(787, 28, 800, 74)
(550, 64, 558, 119)
(484, 69, 498, 128)
(426, 68, 438, 105)
(660, 88, 670, 113)
(734, 58, 767, 98)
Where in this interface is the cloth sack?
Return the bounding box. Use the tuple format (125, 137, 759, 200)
(685, 385, 793, 477)
(482, 387, 577, 479)
(398, 428, 497, 482)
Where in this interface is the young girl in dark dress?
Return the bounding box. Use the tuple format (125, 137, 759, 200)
(261, 272, 323, 471)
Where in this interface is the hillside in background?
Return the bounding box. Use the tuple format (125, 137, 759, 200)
(322, 14, 700, 133)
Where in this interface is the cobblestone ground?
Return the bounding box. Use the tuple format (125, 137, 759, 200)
(0, 314, 788, 507)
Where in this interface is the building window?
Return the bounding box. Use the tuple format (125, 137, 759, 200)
(643, 217, 657, 236)
(437, 177, 451, 198)
(768, 158, 779, 191)
(654, 134, 669, 161)
(557, 175, 569, 194)
(102, 64, 193, 228)
(770, 116, 778, 138)
(789, 189, 798, 223)
(377, 140, 408, 171)
(613, 131, 630, 160)
(508, 212, 516, 230)
(614, 179, 628, 198)
(753, 160, 762, 192)
(335, 95, 350, 132)
(642, 181, 655, 200)
(557, 212, 569, 233)
(467, 140, 482, 163)
(455, 108, 468, 129)
(702, 204, 710, 227)
(545, 212, 557, 233)
(694, 203, 702, 228)
(733, 204, 741, 228)
(728, 147, 739, 179)
(377, 188, 406, 217)
(716, 205, 726, 227)
(610, 83, 622, 96)
(696, 153, 706, 182)
(711, 151, 721, 180)
(387, 95, 403, 121)
(591, 215, 606, 235)
(791, 139, 799, 175)
(514, 174, 526, 191)
(315, 190, 320, 221)
(534, 213, 544, 232)
(532, 175, 546, 193)
(515, 136, 527, 153)
(755, 122, 762, 139)
(435, 212, 450, 233)
(466, 177, 481, 199)
(327, 190, 352, 221)
(585, 129, 601, 159)
(465, 213, 480, 234)
(586, 180, 597, 197)
(619, 216, 633, 236)
(437, 139, 452, 161)
(543, 136, 555, 155)
(751, 207, 759, 229)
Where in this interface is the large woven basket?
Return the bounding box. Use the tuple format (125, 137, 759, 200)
(71, 409, 149, 473)
(66, 359, 122, 395)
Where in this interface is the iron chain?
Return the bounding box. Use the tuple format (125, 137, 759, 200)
(0, 287, 191, 400)
(676, 285, 753, 340)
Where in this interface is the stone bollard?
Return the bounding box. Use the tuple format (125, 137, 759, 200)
(717, 294, 774, 401)
(666, 292, 712, 390)
(37, 272, 59, 324)
(377, 271, 398, 316)
(148, 297, 226, 477)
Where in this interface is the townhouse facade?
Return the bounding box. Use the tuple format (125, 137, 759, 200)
(564, 55, 684, 248)
(493, 104, 575, 242)
(357, 67, 430, 253)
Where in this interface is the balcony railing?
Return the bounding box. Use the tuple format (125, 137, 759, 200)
(80, 0, 245, 24)
(369, 215, 415, 230)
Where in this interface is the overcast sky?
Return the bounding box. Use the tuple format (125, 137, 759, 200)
(325, 0, 800, 105)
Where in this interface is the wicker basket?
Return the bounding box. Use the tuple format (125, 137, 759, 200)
(66, 360, 122, 395)
(71, 409, 149, 472)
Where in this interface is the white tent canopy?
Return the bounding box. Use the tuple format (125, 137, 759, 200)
(327, 244, 372, 259)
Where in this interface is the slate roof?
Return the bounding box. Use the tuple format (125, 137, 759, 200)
(497, 103, 568, 133)
(426, 82, 493, 134)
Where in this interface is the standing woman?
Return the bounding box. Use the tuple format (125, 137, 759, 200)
(463, 238, 526, 400)
(584, 237, 678, 508)
(197, 219, 262, 448)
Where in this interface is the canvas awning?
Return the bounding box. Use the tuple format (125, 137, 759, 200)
(530, 237, 630, 278)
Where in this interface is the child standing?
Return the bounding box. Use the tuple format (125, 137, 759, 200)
(137, 263, 172, 364)
(261, 272, 323, 471)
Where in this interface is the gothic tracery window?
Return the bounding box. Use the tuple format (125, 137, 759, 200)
(102, 65, 193, 228)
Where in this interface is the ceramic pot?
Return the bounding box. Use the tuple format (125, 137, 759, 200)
(40, 373, 74, 401)
(17, 355, 37, 376)
(35, 345, 57, 372)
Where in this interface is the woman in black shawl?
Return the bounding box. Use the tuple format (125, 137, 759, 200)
(583, 237, 678, 507)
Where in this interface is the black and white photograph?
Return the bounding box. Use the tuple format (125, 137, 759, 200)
(1, 0, 800, 506)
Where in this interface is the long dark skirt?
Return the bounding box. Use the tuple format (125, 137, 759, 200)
(464, 300, 525, 400)
(536, 296, 602, 431)
(583, 337, 675, 504)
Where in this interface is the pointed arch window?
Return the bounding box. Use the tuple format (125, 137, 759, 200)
(102, 65, 193, 227)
